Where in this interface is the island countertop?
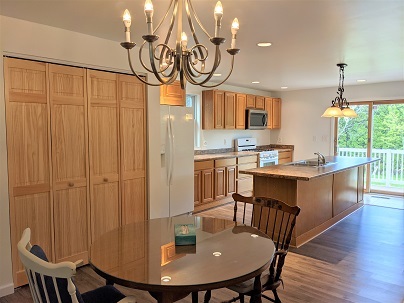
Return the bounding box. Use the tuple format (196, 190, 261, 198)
(239, 156, 379, 181)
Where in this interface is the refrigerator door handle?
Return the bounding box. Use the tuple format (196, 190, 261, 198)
(165, 115, 171, 185)
(169, 115, 175, 186)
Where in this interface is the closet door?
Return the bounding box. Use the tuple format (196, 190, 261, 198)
(118, 74, 147, 224)
(87, 70, 120, 241)
(49, 64, 89, 263)
(4, 58, 53, 287)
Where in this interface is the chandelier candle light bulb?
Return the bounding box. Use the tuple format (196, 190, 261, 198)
(144, 0, 154, 35)
(231, 18, 239, 49)
(123, 9, 132, 42)
(181, 32, 188, 49)
(214, 1, 223, 37)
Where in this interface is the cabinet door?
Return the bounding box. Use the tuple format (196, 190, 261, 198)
(160, 80, 185, 106)
(235, 94, 246, 129)
(214, 90, 225, 129)
(272, 98, 281, 129)
(87, 70, 120, 241)
(215, 167, 226, 200)
(4, 58, 53, 286)
(194, 170, 202, 205)
(202, 169, 214, 203)
(118, 74, 147, 225)
(226, 165, 237, 196)
(224, 91, 236, 129)
(49, 64, 89, 264)
(255, 96, 265, 109)
(265, 97, 273, 129)
(246, 94, 255, 108)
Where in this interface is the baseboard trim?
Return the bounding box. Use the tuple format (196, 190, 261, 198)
(0, 283, 14, 297)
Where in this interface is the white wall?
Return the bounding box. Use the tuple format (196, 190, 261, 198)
(186, 84, 273, 149)
(276, 81, 404, 161)
(0, 16, 162, 293)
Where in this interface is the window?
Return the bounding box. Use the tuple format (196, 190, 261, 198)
(186, 94, 201, 148)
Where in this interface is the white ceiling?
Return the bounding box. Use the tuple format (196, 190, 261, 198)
(1, 0, 403, 91)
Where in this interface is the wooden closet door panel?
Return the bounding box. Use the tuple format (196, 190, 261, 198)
(54, 188, 88, 262)
(119, 75, 147, 224)
(49, 64, 89, 263)
(4, 58, 52, 287)
(87, 70, 120, 242)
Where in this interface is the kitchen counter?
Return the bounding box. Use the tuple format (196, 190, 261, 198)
(240, 156, 378, 181)
(247, 156, 379, 247)
(194, 151, 259, 162)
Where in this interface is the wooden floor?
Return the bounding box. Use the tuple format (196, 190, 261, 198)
(2, 195, 403, 303)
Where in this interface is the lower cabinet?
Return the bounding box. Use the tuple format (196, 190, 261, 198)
(237, 155, 258, 194)
(215, 158, 237, 199)
(194, 160, 214, 205)
(278, 150, 293, 164)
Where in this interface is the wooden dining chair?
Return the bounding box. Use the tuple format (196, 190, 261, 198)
(215, 193, 301, 303)
(17, 228, 136, 303)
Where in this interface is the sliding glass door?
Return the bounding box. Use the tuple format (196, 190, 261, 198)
(335, 101, 404, 195)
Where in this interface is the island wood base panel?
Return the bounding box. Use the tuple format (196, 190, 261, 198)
(253, 166, 365, 247)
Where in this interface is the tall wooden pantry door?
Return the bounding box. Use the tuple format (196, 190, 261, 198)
(87, 70, 120, 241)
(49, 64, 90, 263)
(118, 74, 147, 225)
(4, 58, 53, 286)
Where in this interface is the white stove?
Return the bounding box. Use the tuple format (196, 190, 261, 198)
(235, 138, 279, 167)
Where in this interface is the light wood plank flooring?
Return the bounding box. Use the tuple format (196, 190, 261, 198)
(1, 196, 403, 303)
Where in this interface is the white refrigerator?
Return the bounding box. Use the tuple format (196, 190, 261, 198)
(160, 105, 194, 217)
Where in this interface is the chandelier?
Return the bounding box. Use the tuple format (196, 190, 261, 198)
(120, 0, 240, 89)
(321, 63, 357, 118)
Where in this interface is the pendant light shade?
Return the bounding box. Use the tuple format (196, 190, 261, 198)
(322, 63, 357, 118)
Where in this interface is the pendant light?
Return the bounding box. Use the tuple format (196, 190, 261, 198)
(322, 63, 358, 118)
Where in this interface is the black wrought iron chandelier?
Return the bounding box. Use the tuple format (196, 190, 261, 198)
(120, 0, 240, 89)
(322, 63, 357, 118)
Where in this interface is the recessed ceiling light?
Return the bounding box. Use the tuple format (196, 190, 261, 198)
(357, 79, 366, 82)
(252, 81, 260, 84)
(257, 42, 272, 47)
(213, 73, 222, 77)
(281, 86, 288, 89)
(213, 252, 222, 257)
(161, 276, 171, 282)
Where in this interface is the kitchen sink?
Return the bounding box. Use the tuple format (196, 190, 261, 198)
(285, 160, 336, 168)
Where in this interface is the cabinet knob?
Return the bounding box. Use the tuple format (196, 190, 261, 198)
(68, 182, 74, 187)
(103, 177, 109, 182)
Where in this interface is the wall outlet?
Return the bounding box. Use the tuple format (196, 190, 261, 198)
(203, 140, 207, 147)
(224, 139, 227, 145)
(277, 136, 282, 144)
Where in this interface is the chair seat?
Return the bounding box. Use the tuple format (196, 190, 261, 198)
(227, 273, 270, 294)
(81, 285, 126, 303)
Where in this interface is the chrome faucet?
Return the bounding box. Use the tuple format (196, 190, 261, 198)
(314, 152, 326, 165)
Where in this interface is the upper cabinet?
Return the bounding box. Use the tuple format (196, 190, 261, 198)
(160, 80, 185, 106)
(265, 97, 281, 129)
(202, 89, 281, 130)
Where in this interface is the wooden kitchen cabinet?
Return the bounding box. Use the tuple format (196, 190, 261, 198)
(202, 90, 236, 129)
(255, 96, 265, 109)
(235, 93, 247, 129)
(278, 150, 293, 164)
(160, 80, 185, 106)
(215, 158, 236, 199)
(194, 160, 214, 205)
(246, 94, 255, 108)
(215, 167, 226, 200)
(265, 97, 282, 129)
(226, 165, 237, 195)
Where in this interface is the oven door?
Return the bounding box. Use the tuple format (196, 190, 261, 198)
(259, 157, 279, 167)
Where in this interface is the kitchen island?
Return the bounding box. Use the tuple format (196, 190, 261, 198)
(240, 156, 379, 247)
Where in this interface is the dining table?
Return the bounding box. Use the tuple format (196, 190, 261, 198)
(89, 215, 275, 303)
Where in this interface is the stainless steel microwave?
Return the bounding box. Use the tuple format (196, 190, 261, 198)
(246, 109, 268, 129)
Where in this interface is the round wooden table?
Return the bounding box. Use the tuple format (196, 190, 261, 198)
(89, 215, 275, 303)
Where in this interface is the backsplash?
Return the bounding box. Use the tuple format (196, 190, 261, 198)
(194, 144, 294, 154)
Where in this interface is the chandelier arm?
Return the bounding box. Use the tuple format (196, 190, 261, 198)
(125, 49, 166, 86)
(183, 55, 202, 79)
(185, 0, 206, 61)
(186, 0, 212, 39)
(163, 0, 179, 45)
(188, 45, 211, 75)
(199, 56, 236, 88)
(189, 44, 221, 76)
(139, 42, 155, 73)
(147, 42, 178, 85)
(153, 0, 176, 35)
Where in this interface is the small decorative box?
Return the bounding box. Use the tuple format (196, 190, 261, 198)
(174, 224, 196, 246)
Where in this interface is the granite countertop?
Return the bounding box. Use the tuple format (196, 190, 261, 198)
(194, 151, 259, 162)
(239, 156, 379, 181)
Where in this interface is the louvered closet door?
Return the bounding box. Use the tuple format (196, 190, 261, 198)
(4, 58, 53, 287)
(49, 64, 90, 263)
(118, 74, 147, 224)
(87, 70, 120, 241)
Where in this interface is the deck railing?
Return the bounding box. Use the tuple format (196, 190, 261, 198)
(338, 148, 404, 188)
